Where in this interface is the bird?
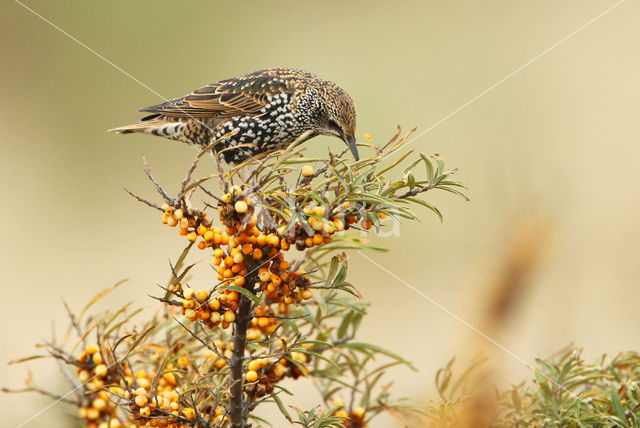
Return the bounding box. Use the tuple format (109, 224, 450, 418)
(109, 68, 359, 164)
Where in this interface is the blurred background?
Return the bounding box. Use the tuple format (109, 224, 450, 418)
(2, 0, 639, 426)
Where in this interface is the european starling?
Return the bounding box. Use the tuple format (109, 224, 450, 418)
(110, 68, 358, 164)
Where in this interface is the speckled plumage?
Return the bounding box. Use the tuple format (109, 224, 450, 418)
(110, 68, 358, 164)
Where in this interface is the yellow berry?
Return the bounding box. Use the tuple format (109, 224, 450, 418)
(86, 407, 100, 420)
(182, 287, 195, 300)
(291, 351, 307, 363)
(182, 407, 196, 419)
(301, 165, 314, 177)
(273, 364, 286, 377)
(135, 394, 148, 407)
(85, 343, 99, 355)
(92, 397, 107, 411)
(94, 364, 108, 378)
(196, 289, 208, 301)
(139, 406, 151, 417)
(173, 209, 184, 220)
(312, 206, 325, 216)
(210, 311, 221, 324)
(234, 200, 248, 214)
(246, 370, 258, 382)
(223, 311, 236, 323)
(352, 406, 366, 420)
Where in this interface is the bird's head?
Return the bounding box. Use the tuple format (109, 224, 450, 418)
(314, 82, 359, 161)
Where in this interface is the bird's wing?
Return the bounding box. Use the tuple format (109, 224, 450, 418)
(139, 69, 298, 119)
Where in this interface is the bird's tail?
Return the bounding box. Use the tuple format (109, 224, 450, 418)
(108, 115, 187, 142)
(109, 114, 169, 134)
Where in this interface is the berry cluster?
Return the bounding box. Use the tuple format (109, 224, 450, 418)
(330, 399, 368, 428)
(243, 345, 311, 399)
(75, 343, 124, 428)
(75, 343, 228, 428)
(174, 285, 237, 330)
(161, 185, 319, 334)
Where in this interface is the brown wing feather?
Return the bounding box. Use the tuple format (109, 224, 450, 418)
(139, 68, 303, 119)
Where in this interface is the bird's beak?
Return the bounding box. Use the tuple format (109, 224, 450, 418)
(346, 135, 359, 161)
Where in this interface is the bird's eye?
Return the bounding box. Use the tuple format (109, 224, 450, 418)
(328, 119, 342, 134)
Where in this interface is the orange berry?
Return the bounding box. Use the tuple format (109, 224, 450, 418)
(179, 227, 189, 236)
(266, 234, 280, 247)
(252, 248, 263, 260)
(242, 243, 253, 255)
(255, 306, 267, 317)
(257, 234, 267, 246)
(220, 235, 230, 245)
(312, 234, 324, 245)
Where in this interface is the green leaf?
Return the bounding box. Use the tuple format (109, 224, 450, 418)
(405, 196, 443, 222)
(337, 312, 353, 340)
(219, 285, 260, 304)
(610, 383, 626, 424)
(272, 393, 293, 422)
(344, 342, 416, 371)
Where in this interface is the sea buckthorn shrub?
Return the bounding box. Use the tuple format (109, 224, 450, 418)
(416, 346, 640, 428)
(8, 127, 467, 428)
